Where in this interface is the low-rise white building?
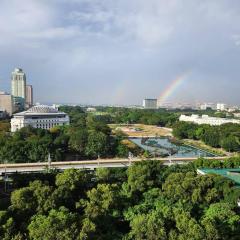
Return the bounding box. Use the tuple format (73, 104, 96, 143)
(179, 114, 240, 126)
(11, 105, 70, 132)
(234, 113, 240, 118)
(87, 107, 97, 112)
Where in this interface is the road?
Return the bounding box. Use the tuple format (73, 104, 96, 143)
(0, 156, 228, 175)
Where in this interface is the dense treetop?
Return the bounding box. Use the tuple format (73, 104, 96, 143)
(0, 159, 240, 239)
(173, 121, 240, 152)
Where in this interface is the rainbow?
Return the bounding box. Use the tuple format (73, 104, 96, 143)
(158, 71, 190, 106)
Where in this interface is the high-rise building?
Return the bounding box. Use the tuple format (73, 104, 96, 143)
(0, 91, 14, 116)
(26, 85, 33, 108)
(143, 98, 158, 109)
(11, 68, 26, 110)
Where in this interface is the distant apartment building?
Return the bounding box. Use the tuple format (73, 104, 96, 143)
(217, 103, 227, 111)
(200, 103, 216, 110)
(143, 98, 158, 109)
(228, 107, 238, 113)
(0, 91, 14, 116)
(234, 113, 240, 118)
(200, 104, 208, 110)
(25, 85, 33, 108)
(179, 114, 240, 126)
(11, 105, 70, 132)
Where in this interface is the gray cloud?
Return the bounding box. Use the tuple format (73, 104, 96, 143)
(0, 0, 240, 105)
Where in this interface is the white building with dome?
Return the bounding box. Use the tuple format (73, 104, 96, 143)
(11, 105, 70, 132)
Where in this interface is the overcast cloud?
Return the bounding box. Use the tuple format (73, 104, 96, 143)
(0, 0, 239, 105)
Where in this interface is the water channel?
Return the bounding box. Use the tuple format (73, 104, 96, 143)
(129, 137, 216, 158)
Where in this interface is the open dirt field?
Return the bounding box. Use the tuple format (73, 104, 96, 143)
(109, 124, 172, 137)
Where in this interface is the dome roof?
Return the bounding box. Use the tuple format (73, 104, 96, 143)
(27, 105, 59, 113)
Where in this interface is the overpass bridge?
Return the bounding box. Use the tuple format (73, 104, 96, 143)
(0, 156, 228, 175)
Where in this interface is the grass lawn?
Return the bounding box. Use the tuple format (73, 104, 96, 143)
(182, 139, 230, 156)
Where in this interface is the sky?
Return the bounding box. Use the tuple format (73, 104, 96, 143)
(0, 0, 240, 105)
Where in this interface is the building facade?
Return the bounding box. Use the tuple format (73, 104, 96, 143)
(179, 114, 240, 126)
(234, 113, 240, 118)
(217, 103, 227, 111)
(11, 68, 26, 110)
(25, 85, 33, 108)
(11, 105, 70, 132)
(11, 68, 26, 99)
(0, 92, 14, 116)
(200, 103, 216, 110)
(143, 98, 158, 109)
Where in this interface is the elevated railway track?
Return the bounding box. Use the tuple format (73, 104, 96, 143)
(0, 156, 228, 175)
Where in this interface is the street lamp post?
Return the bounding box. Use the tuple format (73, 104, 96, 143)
(168, 153, 172, 165)
(48, 153, 51, 172)
(4, 160, 7, 192)
(128, 152, 133, 166)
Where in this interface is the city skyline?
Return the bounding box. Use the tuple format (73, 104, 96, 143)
(0, 0, 240, 105)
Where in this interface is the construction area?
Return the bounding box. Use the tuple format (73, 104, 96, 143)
(109, 124, 173, 137)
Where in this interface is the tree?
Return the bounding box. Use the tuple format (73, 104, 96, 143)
(126, 161, 166, 197)
(174, 209, 205, 240)
(50, 185, 75, 211)
(202, 128, 220, 147)
(79, 218, 96, 240)
(128, 211, 167, 240)
(116, 144, 129, 158)
(83, 184, 119, 219)
(28, 181, 53, 214)
(79, 184, 123, 239)
(0, 217, 20, 240)
(87, 115, 111, 135)
(55, 169, 89, 192)
(172, 122, 192, 139)
(0, 140, 29, 163)
(68, 129, 88, 155)
(28, 207, 79, 240)
(221, 135, 240, 152)
(202, 202, 240, 239)
(11, 187, 37, 212)
(95, 168, 111, 183)
(27, 138, 49, 162)
(85, 131, 108, 158)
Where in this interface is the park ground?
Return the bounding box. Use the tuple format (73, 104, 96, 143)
(182, 139, 232, 157)
(108, 124, 173, 137)
(109, 123, 235, 157)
